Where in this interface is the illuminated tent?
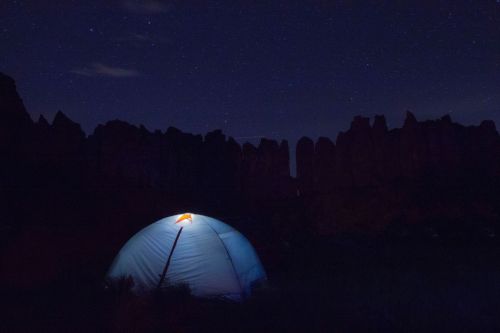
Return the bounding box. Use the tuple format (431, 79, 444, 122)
(107, 213, 266, 301)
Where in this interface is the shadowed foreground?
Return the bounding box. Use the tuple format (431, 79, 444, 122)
(3, 234, 500, 332)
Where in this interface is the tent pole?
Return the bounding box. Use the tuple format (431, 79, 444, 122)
(157, 226, 184, 289)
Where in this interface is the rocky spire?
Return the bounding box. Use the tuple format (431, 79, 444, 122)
(403, 111, 417, 128)
(0, 73, 34, 151)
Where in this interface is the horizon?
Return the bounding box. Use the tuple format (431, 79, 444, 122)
(8, 71, 497, 143)
(7, 70, 498, 177)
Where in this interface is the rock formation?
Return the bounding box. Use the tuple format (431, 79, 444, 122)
(296, 112, 500, 233)
(1, 71, 500, 239)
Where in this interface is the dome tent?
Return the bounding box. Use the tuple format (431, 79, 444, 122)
(107, 213, 266, 301)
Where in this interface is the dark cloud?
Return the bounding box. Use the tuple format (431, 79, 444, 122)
(70, 63, 141, 78)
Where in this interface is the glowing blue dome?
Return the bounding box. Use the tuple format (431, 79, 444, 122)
(107, 213, 266, 301)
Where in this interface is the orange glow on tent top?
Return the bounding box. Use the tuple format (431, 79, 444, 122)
(176, 213, 193, 224)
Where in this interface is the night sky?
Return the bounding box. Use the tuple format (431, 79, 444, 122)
(1, 1, 500, 147)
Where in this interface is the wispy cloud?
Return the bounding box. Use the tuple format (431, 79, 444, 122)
(70, 63, 141, 78)
(123, 1, 171, 14)
(117, 32, 170, 46)
(130, 33, 153, 42)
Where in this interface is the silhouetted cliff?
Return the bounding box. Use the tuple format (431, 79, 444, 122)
(297, 113, 500, 233)
(0, 73, 296, 242)
(2, 71, 500, 243)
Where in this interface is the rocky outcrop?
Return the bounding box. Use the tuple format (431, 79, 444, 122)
(314, 137, 336, 193)
(241, 138, 292, 201)
(84, 121, 293, 205)
(296, 137, 314, 195)
(1, 71, 500, 238)
(296, 112, 500, 233)
(0, 73, 32, 131)
(0, 73, 33, 155)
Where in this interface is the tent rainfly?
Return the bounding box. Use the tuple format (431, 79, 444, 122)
(107, 213, 267, 301)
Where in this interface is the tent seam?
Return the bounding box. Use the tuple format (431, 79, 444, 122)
(203, 219, 244, 299)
